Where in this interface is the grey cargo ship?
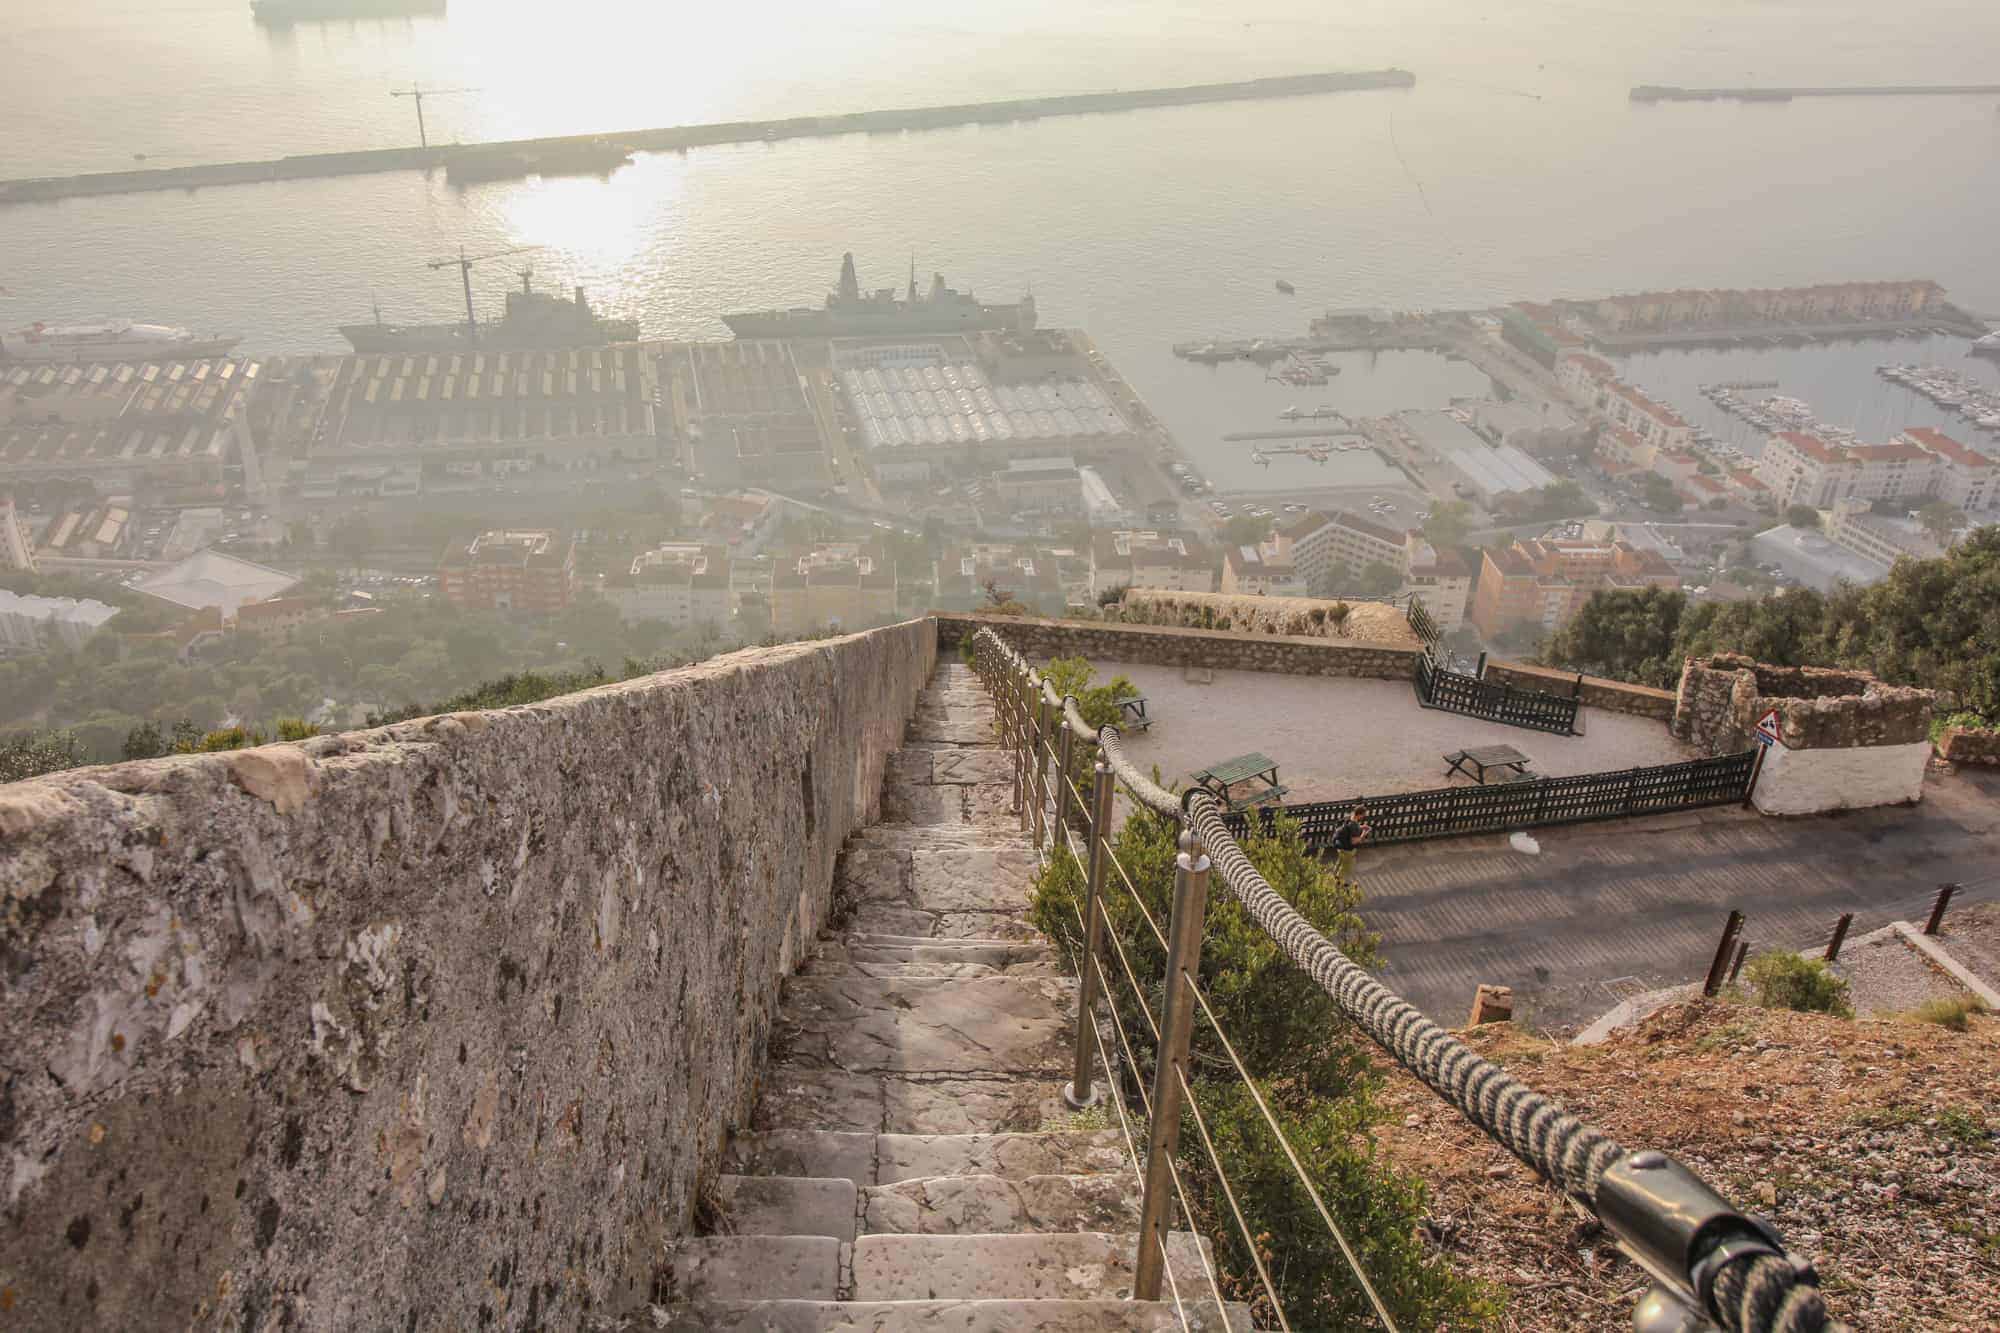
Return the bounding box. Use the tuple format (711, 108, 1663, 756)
(340, 278, 638, 354)
(722, 253, 1035, 339)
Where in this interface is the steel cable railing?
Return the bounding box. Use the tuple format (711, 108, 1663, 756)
(968, 626, 1843, 1333)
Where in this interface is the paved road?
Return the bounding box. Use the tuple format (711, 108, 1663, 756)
(1360, 767, 2000, 1031)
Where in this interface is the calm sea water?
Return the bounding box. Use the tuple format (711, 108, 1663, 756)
(4, 0, 1999, 483)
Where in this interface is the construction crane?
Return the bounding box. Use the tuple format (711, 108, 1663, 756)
(426, 245, 540, 344)
(390, 84, 478, 150)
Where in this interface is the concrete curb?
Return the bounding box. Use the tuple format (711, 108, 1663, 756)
(1892, 921, 2000, 1008)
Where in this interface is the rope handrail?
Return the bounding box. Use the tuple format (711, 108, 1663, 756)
(968, 625, 1841, 1333)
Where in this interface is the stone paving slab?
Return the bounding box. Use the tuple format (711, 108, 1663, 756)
(861, 1173, 1139, 1235)
(717, 1174, 859, 1242)
(666, 1235, 840, 1302)
(754, 1070, 1070, 1134)
(907, 718, 993, 746)
(850, 1231, 1215, 1302)
(846, 907, 1043, 942)
(726, 1130, 878, 1186)
(881, 783, 971, 825)
(855, 824, 1030, 852)
(933, 750, 1016, 785)
(649, 1298, 1248, 1332)
(909, 847, 1039, 912)
(771, 976, 1074, 1075)
(874, 1132, 1129, 1185)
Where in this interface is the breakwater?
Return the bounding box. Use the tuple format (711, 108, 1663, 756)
(1632, 83, 2000, 103)
(0, 68, 1414, 206)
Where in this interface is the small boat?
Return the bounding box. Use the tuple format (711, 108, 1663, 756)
(1275, 279, 1296, 295)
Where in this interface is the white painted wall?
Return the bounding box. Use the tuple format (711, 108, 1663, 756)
(1751, 738, 1930, 816)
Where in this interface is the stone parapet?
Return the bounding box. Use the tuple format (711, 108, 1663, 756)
(931, 612, 1422, 680)
(1672, 652, 1934, 754)
(0, 618, 936, 1330)
(1936, 726, 2000, 766)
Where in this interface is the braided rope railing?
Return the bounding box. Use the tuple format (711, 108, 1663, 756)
(969, 626, 1842, 1333)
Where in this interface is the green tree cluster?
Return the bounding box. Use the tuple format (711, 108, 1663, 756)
(1540, 527, 2000, 719)
(1029, 799, 1497, 1327)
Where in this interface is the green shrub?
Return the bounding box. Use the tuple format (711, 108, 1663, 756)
(1743, 951, 1854, 1017)
(1028, 797, 1495, 1326)
(0, 730, 88, 783)
(275, 718, 321, 742)
(1931, 710, 1996, 743)
(1040, 655, 1140, 731)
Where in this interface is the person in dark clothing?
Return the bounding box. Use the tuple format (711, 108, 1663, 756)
(1332, 804, 1371, 884)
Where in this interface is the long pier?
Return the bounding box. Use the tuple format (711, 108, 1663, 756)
(0, 69, 1414, 207)
(1632, 83, 2000, 103)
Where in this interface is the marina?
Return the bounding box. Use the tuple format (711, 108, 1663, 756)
(1876, 364, 2000, 434)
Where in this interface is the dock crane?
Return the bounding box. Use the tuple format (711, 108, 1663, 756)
(390, 84, 479, 150)
(426, 245, 540, 345)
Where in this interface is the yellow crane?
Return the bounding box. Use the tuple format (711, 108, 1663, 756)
(425, 245, 540, 345)
(390, 84, 478, 150)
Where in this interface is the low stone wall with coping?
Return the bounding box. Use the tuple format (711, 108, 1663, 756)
(932, 611, 1423, 680)
(1481, 660, 1679, 722)
(0, 619, 935, 1331)
(1936, 726, 2000, 766)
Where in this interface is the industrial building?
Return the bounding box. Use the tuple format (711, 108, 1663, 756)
(131, 548, 300, 620)
(666, 342, 828, 490)
(991, 456, 1083, 515)
(0, 357, 260, 488)
(307, 346, 659, 483)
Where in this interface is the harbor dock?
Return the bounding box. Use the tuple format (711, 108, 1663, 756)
(1632, 83, 2000, 103)
(0, 69, 1414, 207)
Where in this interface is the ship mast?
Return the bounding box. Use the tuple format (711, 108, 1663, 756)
(424, 244, 538, 345)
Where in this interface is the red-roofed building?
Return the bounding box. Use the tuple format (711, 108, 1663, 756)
(437, 530, 577, 614)
(1755, 432, 1858, 507)
(1899, 428, 1996, 511)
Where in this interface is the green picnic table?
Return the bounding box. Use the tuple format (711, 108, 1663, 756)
(1117, 695, 1152, 731)
(1189, 751, 1289, 811)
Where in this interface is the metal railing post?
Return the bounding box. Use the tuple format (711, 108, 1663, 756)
(1055, 698, 1077, 836)
(1702, 910, 1744, 997)
(1823, 912, 1854, 962)
(1014, 670, 1033, 826)
(1065, 756, 1115, 1110)
(1133, 829, 1210, 1301)
(1031, 687, 1052, 852)
(1925, 883, 1958, 936)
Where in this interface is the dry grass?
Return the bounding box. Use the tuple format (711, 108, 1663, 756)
(1371, 1000, 2000, 1330)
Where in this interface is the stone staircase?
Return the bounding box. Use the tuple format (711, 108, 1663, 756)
(651, 660, 1248, 1331)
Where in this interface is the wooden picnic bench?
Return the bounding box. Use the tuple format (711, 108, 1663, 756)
(1117, 695, 1152, 731)
(1444, 744, 1535, 785)
(1190, 751, 1289, 811)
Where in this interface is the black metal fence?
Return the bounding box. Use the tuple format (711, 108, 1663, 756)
(1414, 649, 1581, 735)
(1405, 596, 1441, 646)
(1220, 749, 1759, 849)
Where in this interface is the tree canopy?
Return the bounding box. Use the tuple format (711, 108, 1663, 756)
(1540, 527, 2000, 717)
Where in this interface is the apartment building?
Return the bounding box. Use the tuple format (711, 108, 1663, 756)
(1756, 427, 1993, 512)
(1088, 529, 1215, 597)
(0, 493, 35, 572)
(605, 543, 733, 628)
(1274, 510, 1471, 630)
(437, 530, 577, 614)
(934, 544, 1065, 615)
(1470, 537, 1680, 639)
(1590, 281, 1945, 333)
(770, 543, 897, 637)
(0, 589, 118, 657)
(1823, 497, 1948, 568)
(1552, 352, 1693, 451)
(1219, 543, 1303, 596)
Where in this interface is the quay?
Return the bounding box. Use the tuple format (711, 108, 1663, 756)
(1221, 425, 1360, 442)
(1632, 83, 2000, 102)
(0, 68, 1414, 207)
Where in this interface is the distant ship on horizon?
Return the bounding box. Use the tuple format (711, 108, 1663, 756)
(721, 253, 1036, 340)
(251, 0, 446, 24)
(1, 320, 241, 364)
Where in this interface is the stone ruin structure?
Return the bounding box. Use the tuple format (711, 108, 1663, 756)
(1672, 653, 1936, 815)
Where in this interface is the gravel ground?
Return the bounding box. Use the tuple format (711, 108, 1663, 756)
(1935, 901, 2000, 993)
(1830, 927, 1978, 1017)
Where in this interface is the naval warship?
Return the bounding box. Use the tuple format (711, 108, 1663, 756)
(722, 253, 1035, 339)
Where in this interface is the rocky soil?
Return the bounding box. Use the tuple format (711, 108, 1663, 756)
(1374, 1000, 2000, 1331)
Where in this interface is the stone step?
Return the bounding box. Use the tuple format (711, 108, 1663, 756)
(839, 843, 1040, 916)
(771, 975, 1074, 1075)
(876, 1131, 1128, 1185)
(801, 940, 1061, 979)
(726, 1130, 1128, 1187)
(887, 747, 1016, 787)
(850, 1231, 1218, 1302)
(714, 1174, 859, 1242)
(852, 824, 1029, 853)
(839, 933, 1042, 951)
(862, 1173, 1139, 1236)
(843, 908, 1042, 943)
(663, 1235, 840, 1303)
(646, 1298, 1252, 1332)
(753, 1068, 1069, 1135)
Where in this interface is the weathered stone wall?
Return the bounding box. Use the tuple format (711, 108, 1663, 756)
(1114, 590, 1421, 649)
(1752, 738, 1932, 815)
(1672, 653, 1934, 754)
(0, 620, 935, 1332)
(933, 612, 1422, 679)
(1482, 660, 1678, 722)
(1936, 726, 2000, 766)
